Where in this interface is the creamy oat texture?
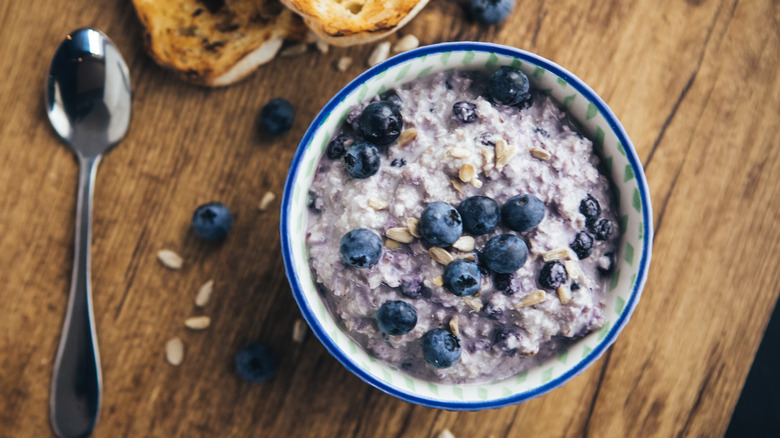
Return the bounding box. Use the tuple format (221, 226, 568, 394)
(306, 71, 618, 383)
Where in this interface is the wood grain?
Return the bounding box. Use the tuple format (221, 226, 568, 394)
(0, 0, 778, 436)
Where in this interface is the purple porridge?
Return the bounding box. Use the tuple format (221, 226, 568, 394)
(305, 69, 618, 384)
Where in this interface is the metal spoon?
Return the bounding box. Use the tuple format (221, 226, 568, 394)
(45, 28, 131, 438)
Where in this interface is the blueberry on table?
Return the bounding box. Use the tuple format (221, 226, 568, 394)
(469, 0, 515, 25)
(421, 328, 462, 368)
(259, 98, 294, 135)
(481, 234, 528, 274)
(458, 196, 500, 235)
(380, 90, 403, 113)
(340, 228, 383, 268)
(419, 201, 463, 246)
(570, 231, 595, 259)
(587, 218, 613, 241)
(580, 194, 601, 220)
(377, 301, 418, 335)
(501, 194, 545, 232)
(443, 259, 482, 296)
(452, 101, 478, 124)
(344, 141, 381, 179)
(539, 261, 568, 290)
(326, 134, 352, 160)
(236, 343, 276, 383)
(359, 101, 403, 146)
(488, 66, 530, 106)
(192, 202, 233, 240)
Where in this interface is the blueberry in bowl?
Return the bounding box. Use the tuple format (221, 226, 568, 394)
(282, 43, 652, 410)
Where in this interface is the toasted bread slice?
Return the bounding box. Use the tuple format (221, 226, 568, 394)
(133, 0, 306, 86)
(280, 0, 430, 47)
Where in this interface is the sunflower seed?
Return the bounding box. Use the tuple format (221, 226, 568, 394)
(258, 191, 276, 211)
(184, 316, 211, 330)
(368, 197, 389, 210)
(429, 247, 454, 265)
(293, 319, 308, 343)
(194, 280, 214, 308)
(392, 34, 419, 53)
(449, 317, 459, 335)
(157, 250, 183, 270)
(368, 41, 391, 67)
(557, 286, 572, 304)
(452, 236, 475, 252)
(564, 260, 581, 280)
(481, 147, 495, 172)
(530, 147, 552, 161)
(459, 163, 476, 183)
(495, 139, 517, 170)
(471, 178, 483, 188)
(515, 290, 547, 308)
(542, 248, 571, 261)
(386, 227, 415, 243)
(385, 238, 401, 250)
(449, 147, 472, 158)
(280, 43, 308, 57)
(438, 430, 455, 438)
(337, 56, 353, 72)
(451, 179, 464, 193)
(165, 337, 184, 366)
(463, 296, 483, 312)
(406, 217, 421, 237)
(460, 253, 476, 261)
(432, 276, 444, 286)
(398, 128, 418, 147)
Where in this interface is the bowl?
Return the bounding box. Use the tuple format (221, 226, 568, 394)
(281, 42, 652, 410)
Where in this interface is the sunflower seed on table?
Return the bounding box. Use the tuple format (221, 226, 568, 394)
(368, 41, 391, 67)
(293, 319, 308, 343)
(157, 249, 183, 270)
(337, 56, 353, 72)
(392, 34, 419, 53)
(194, 280, 214, 308)
(258, 191, 276, 211)
(165, 337, 184, 366)
(184, 316, 211, 330)
(438, 429, 455, 438)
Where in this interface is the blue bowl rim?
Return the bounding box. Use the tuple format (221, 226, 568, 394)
(280, 41, 653, 411)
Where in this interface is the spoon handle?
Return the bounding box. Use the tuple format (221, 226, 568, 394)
(50, 155, 103, 438)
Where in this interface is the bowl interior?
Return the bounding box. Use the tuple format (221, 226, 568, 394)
(282, 43, 652, 410)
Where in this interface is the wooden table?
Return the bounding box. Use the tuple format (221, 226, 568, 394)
(1, 0, 777, 436)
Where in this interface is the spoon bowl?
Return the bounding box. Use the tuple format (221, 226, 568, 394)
(46, 28, 131, 438)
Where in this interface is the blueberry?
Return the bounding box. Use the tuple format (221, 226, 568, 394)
(469, 0, 515, 25)
(443, 259, 481, 296)
(493, 327, 521, 354)
(344, 141, 381, 179)
(380, 90, 403, 113)
(481, 234, 528, 273)
(259, 98, 294, 135)
(458, 196, 500, 235)
(488, 66, 530, 106)
(421, 328, 461, 368)
(515, 93, 534, 110)
(235, 343, 276, 382)
(326, 134, 352, 160)
(307, 191, 319, 212)
(359, 101, 403, 146)
(571, 282, 580, 291)
(419, 201, 463, 246)
(376, 301, 417, 335)
(339, 228, 382, 268)
(587, 218, 613, 241)
(580, 195, 601, 220)
(493, 272, 514, 294)
(539, 261, 568, 290)
(501, 194, 545, 232)
(597, 252, 615, 274)
(400, 279, 431, 299)
(390, 158, 406, 167)
(452, 101, 478, 124)
(192, 202, 233, 240)
(570, 231, 595, 259)
(483, 302, 504, 320)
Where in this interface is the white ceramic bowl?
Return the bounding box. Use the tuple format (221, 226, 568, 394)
(281, 42, 652, 410)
